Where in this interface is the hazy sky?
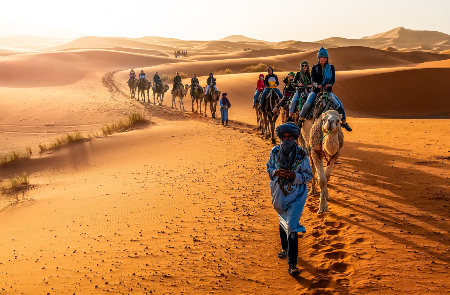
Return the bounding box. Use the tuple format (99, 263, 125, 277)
(1, 0, 449, 41)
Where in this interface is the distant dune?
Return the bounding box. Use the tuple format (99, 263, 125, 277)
(218, 35, 266, 43)
(42, 36, 177, 52)
(0, 50, 180, 87)
(191, 40, 268, 52)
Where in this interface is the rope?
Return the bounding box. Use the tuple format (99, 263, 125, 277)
(273, 130, 332, 170)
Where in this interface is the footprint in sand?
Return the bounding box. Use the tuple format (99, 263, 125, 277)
(310, 278, 332, 289)
(325, 229, 341, 236)
(324, 251, 350, 260)
(330, 242, 346, 249)
(330, 262, 353, 273)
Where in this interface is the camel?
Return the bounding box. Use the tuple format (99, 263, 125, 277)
(302, 110, 344, 214)
(254, 92, 264, 131)
(172, 83, 189, 111)
(254, 102, 264, 131)
(204, 86, 220, 118)
(190, 85, 205, 114)
(279, 95, 292, 123)
(138, 80, 151, 102)
(128, 79, 138, 99)
(260, 89, 280, 144)
(153, 84, 169, 106)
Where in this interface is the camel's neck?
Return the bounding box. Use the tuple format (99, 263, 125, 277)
(322, 130, 340, 156)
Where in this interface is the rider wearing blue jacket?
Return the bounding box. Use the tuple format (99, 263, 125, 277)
(297, 48, 352, 132)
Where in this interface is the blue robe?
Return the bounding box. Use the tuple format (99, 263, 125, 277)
(266, 145, 313, 235)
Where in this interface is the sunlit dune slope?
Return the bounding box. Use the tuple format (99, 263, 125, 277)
(118, 46, 449, 81)
(0, 50, 181, 87)
(42, 36, 177, 52)
(191, 49, 299, 61)
(416, 58, 450, 68)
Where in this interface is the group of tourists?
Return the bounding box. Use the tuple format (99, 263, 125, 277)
(128, 70, 231, 125)
(175, 50, 187, 58)
(253, 47, 352, 132)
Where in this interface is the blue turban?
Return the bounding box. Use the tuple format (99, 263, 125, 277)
(318, 47, 329, 58)
(275, 122, 300, 140)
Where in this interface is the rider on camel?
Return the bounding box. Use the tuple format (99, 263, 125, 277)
(259, 67, 283, 110)
(153, 72, 162, 92)
(253, 74, 265, 109)
(206, 73, 217, 95)
(190, 74, 201, 96)
(128, 69, 136, 86)
(297, 48, 352, 132)
(272, 72, 296, 113)
(288, 61, 313, 119)
(172, 72, 182, 93)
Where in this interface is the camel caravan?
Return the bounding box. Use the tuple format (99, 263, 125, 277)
(253, 48, 351, 214)
(126, 47, 352, 213)
(127, 70, 221, 118)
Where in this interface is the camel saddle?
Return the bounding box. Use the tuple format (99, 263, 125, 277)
(155, 82, 163, 92)
(311, 92, 338, 120)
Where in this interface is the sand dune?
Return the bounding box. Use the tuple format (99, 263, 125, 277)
(191, 48, 299, 61)
(191, 40, 269, 52)
(0, 50, 179, 87)
(2, 31, 450, 295)
(42, 36, 178, 52)
(218, 35, 267, 43)
(122, 46, 450, 84)
(336, 67, 450, 117)
(416, 58, 450, 68)
(366, 27, 450, 43)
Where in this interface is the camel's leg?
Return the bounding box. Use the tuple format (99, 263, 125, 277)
(204, 102, 208, 117)
(311, 150, 329, 214)
(172, 96, 175, 108)
(263, 112, 269, 139)
(192, 97, 195, 113)
(180, 97, 185, 111)
(270, 116, 277, 144)
(308, 150, 318, 196)
(325, 150, 340, 183)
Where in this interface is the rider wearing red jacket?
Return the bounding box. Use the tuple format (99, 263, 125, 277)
(253, 74, 265, 108)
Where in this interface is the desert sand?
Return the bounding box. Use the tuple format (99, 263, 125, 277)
(1, 28, 450, 294)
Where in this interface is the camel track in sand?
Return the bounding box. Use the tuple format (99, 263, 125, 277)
(102, 70, 129, 100)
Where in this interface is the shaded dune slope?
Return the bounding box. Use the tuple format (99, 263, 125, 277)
(0, 50, 181, 87)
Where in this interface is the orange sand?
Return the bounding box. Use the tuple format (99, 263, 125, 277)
(1, 31, 450, 294)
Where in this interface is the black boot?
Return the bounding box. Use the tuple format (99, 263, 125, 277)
(226, 120, 228, 126)
(297, 120, 304, 129)
(342, 122, 352, 132)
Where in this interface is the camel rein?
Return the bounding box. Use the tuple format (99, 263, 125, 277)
(274, 130, 332, 170)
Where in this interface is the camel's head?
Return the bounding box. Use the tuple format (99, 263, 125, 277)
(164, 85, 170, 92)
(185, 84, 190, 90)
(321, 110, 342, 133)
